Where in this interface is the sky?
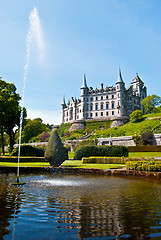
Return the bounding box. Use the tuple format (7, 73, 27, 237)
(0, 0, 161, 125)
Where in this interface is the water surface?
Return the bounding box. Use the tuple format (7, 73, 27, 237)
(1, 172, 161, 239)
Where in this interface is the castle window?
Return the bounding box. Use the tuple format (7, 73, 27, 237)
(95, 103, 98, 110)
(77, 115, 79, 119)
(90, 104, 93, 111)
(101, 112, 103, 116)
(101, 96, 103, 100)
(106, 95, 108, 99)
(106, 112, 108, 116)
(112, 102, 115, 109)
(96, 96, 98, 100)
(86, 113, 88, 118)
(112, 111, 114, 115)
(90, 113, 92, 117)
(90, 97, 93, 101)
(84, 90, 86, 94)
(101, 103, 104, 110)
(112, 95, 114, 99)
(118, 93, 119, 97)
(106, 103, 109, 109)
(95, 112, 98, 117)
(87, 98, 89, 102)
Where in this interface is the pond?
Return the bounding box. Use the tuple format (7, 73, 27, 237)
(1, 171, 161, 240)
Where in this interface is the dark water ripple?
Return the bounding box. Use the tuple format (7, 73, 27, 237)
(1, 173, 161, 239)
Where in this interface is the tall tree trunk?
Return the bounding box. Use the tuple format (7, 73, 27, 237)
(9, 131, 15, 153)
(1, 128, 5, 155)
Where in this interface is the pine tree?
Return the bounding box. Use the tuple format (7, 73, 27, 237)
(45, 129, 68, 167)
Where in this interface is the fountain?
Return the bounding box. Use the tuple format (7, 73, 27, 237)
(16, 7, 44, 184)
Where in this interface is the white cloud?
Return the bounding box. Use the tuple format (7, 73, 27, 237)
(27, 109, 61, 125)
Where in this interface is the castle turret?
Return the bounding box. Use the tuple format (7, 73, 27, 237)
(61, 97, 66, 123)
(115, 69, 126, 117)
(80, 74, 88, 120)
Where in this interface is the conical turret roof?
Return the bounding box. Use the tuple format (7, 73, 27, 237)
(117, 68, 124, 83)
(81, 74, 88, 88)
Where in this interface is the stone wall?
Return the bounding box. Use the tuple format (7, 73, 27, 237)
(97, 136, 135, 146)
(97, 134, 161, 146)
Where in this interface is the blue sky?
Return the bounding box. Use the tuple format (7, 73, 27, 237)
(0, 0, 161, 125)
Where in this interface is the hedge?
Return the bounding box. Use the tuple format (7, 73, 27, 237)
(74, 145, 128, 160)
(11, 145, 45, 157)
(126, 160, 161, 172)
(82, 157, 154, 164)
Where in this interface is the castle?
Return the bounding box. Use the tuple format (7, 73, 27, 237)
(61, 69, 147, 124)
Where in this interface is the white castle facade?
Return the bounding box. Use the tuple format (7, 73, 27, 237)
(61, 69, 147, 124)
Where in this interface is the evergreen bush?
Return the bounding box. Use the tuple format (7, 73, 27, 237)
(74, 145, 128, 160)
(11, 145, 45, 157)
(45, 129, 68, 167)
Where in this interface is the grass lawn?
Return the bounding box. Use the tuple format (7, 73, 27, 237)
(61, 160, 125, 169)
(0, 162, 51, 167)
(129, 152, 161, 158)
(0, 160, 125, 169)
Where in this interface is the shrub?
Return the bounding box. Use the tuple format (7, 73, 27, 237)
(141, 132, 154, 145)
(130, 110, 144, 123)
(11, 145, 45, 157)
(45, 129, 68, 167)
(74, 145, 128, 160)
(126, 160, 161, 172)
(132, 135, 142, 146)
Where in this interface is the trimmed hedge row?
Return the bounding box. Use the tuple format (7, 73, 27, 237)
(0, 156, 46, 163)
(74, 145, 128, 160)
(126, 161, 161, 172)
(128, 145, 161, 152)
(82, 157, 154, 164)
(11, 145, 45, 157)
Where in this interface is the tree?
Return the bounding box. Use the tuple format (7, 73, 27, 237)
(129, 110, 144, 123)
(21, 118, 48, 143)
(0, 78, 26, 154)
(141, 95, 161, 114)
(45, 129, 68, 167)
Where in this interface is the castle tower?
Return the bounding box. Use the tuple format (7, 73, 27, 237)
(61, 97, 66, 123)
(115, 69, 126, 117)
(80, 74, 88, 120)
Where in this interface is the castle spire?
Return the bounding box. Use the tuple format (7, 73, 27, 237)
(62, 96, 66, 105)
(81, 74, 88, 88)
(117, 68, 124, 83)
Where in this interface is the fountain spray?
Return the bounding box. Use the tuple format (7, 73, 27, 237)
(16, 7, 44, 184)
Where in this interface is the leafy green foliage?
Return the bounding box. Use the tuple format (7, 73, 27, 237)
(141, 95, 161, 113)
(21, 118, 48, 143)
(0, 78, 26, 153)
(74, 145, 128, 160)
(130, 110, 144, 122)
(11, 145, 45, 157)
(45, 129, 68, 167)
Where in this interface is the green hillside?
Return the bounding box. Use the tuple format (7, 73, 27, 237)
(58, 112, 161, 140)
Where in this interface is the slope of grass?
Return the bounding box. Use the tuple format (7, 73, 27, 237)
(58, 112, 161, 140)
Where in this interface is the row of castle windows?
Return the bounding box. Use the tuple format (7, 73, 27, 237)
(86, 111, 115, 118)
(87, 102, 116, 111)
(86, 94, 115, 102)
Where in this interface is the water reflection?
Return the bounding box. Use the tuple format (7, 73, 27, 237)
(1, 173, 161, 239)
(0, 173, 22, 239)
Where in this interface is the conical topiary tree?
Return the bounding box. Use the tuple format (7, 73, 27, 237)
(45, 129, 68, 167)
